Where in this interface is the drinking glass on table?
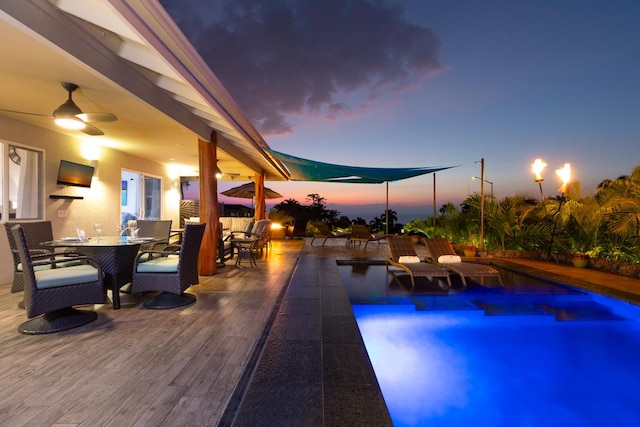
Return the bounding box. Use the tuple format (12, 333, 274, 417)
(94, 223, 103, 239)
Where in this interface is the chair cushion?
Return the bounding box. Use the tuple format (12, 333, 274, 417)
(18, 263, 51, 272)
(244, 221, 255, 236)
(438, 255, 462, 264)
(19, 258, 85, 272)
(136, 255, 179, 273)
(398, 256, 421, 264)
(35, 265, 100, 289)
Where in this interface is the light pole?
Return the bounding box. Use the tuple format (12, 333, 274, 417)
(472, 176, 494, 198)
(547, 163, 571, 259)
(474, 158, 485, 250)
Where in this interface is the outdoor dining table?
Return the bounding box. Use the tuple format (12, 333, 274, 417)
(40, 236, 156, 309)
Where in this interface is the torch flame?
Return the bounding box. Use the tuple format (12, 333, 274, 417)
(532, 158, 547, 182)
(555, 163, 571, 193)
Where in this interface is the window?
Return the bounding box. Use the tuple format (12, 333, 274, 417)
(120, 169, 162, 225)
(1, 141, 44, 220)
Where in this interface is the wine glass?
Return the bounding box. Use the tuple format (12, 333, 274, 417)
(116, 224, 125, 237)
(94, 223, 103, 239)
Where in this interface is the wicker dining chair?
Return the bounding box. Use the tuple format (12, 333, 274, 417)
(12, 225, 105, 335)
(4, 221, 55, 293)
(135, 219, 173, 251)
(131, 223, 206, 309)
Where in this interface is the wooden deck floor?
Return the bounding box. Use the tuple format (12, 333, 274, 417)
(2, 236, 639, 426)
(0, 239, 305, 427)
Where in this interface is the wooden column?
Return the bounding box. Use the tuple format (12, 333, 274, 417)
(197, 133, 220, 275)
(254, 173, 266, 220)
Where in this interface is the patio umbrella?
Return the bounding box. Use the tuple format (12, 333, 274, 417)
(221, 182, 283, 215)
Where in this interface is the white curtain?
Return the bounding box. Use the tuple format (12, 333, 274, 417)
(13, 147, 39, 218)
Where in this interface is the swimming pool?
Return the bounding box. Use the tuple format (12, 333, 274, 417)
(338, 262, 640, 426)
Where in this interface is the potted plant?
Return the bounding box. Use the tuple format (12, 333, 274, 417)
(570, 252, 590, 268)
(464, 245, 477, 257)
(463, 235, 480, 257)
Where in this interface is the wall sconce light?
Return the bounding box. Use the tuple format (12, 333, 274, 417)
(215, 161, 223, 179)
(172, 179, 179, 190)
(90, 159, 99, 179)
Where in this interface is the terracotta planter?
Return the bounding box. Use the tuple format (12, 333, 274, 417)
(571, 253, 590, 268)
(463, 247, 477, 257)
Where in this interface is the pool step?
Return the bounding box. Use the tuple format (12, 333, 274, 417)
(411, 295, 627, 321)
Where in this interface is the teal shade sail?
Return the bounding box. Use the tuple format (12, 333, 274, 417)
(269, 150, 456, 183)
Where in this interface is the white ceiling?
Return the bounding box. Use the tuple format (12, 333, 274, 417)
(0, 0, 289, 181)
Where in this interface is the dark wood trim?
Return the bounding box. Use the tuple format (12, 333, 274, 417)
(49, 195, 83, 200)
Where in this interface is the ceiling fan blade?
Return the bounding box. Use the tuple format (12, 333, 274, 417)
(81, 123, 104, 136)
(77, 112, 118, 122)
(0, 108, 51, 118)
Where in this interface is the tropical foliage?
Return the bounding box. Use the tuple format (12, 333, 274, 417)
(269, 165, 640, 263)
(414, 165, 640, 263)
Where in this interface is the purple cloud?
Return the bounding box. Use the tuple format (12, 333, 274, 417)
(161, 0, 441, 135)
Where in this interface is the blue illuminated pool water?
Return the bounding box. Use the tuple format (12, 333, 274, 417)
(338, 263, 640, 426)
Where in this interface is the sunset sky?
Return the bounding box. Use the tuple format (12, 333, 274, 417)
(161, 0, 640, 223)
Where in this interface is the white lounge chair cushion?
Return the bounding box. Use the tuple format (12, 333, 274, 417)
(136, 255, 179, 273)
(35, 265, 100, 289)
(438, 255, 462, 264)
(398, 256, 421, 264)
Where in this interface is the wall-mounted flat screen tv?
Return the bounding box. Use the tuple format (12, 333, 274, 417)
(56, 160, 95, 188)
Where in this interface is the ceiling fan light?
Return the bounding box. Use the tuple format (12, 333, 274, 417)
(53, 98, 83, 118)
(55, 116, 86, 130)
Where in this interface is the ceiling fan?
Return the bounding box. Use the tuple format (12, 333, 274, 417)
(0, 82, 117, 135)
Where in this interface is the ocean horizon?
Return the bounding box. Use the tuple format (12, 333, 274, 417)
(256, 202, 445, 225)
(327, 203, 435, 225)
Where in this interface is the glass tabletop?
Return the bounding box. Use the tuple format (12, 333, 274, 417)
(41, 236, 157, 247)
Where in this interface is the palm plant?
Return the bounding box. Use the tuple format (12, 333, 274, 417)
(562, 196, 606, 256)
(594, 167, 640, 261)
(408, 164, 640, 264)
(403, 218, 432, 236)
(483, 194, 542, 251)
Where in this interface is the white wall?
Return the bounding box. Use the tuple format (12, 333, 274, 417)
(0, 116, 181, 285)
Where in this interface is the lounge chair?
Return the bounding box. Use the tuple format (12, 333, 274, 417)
(347, 224, 386, 249)
(386, 236, 451, 288)
(231, 219, 272, 260)
(285, 218, 309, 239)
(310, 222, 338, 246)
(424, 238, 503, 287)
